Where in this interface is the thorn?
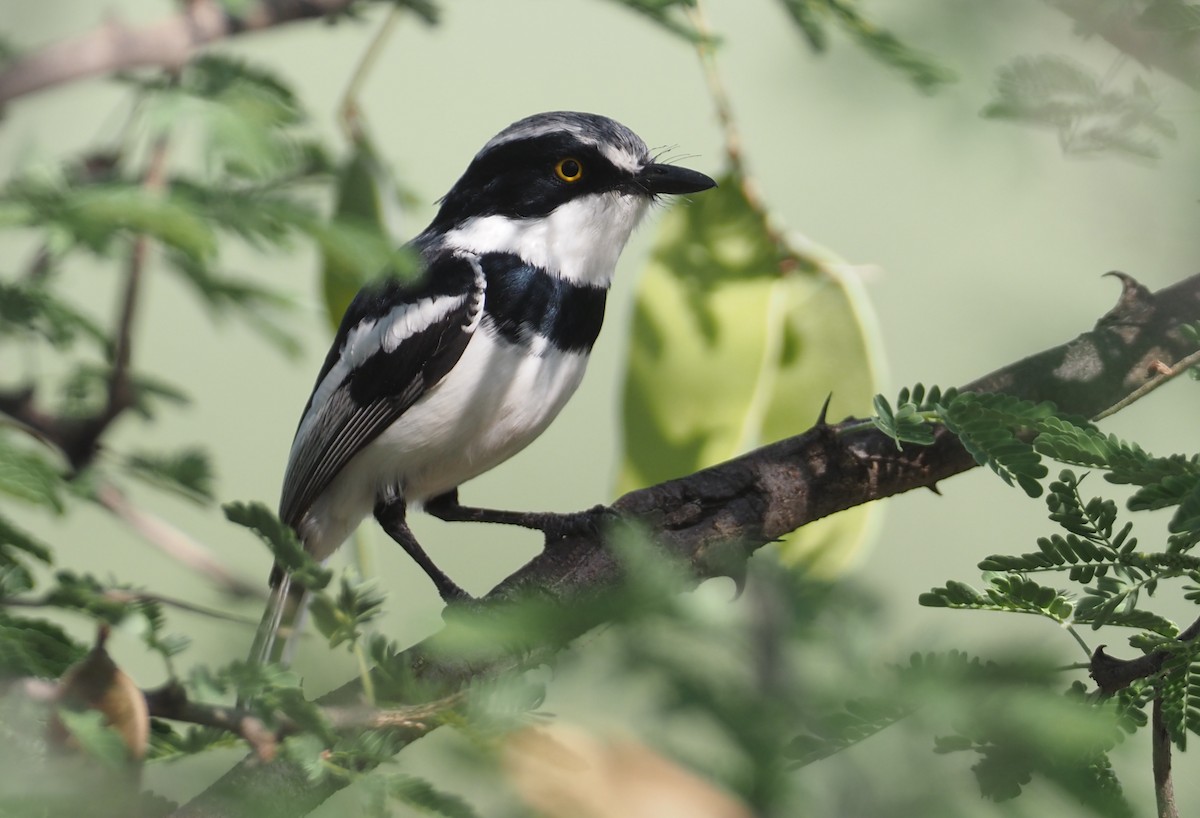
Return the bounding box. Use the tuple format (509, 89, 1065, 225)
(815, 393, 833, 427)
(1099, 271, 1154, 326)
(925, 483, 942, 496)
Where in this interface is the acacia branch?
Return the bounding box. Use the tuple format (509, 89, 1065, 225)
(0, 0, 362, 107)
(174, 270, 1200, 818)
(142, 682, 461, 764)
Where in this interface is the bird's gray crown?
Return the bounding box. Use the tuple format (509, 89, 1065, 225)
(480, 111, 650, 173)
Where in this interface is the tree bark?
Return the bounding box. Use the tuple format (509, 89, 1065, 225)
(173, 271, 1200, 818)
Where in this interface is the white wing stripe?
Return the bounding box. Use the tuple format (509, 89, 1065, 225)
(292, 292, 468, 456)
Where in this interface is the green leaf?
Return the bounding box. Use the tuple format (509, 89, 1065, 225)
(3, 177, 218, 260)
(165, 251, 301, 357)
(321, 135, 411, 330)
(308, 575, 385, 649)
(0, 433, 64, 512)
(870, 390, 939, 448)
(775, 0, 829, 50)
(1169, 478, 1200, 535)
(312, 218, 422, 326)
(136, 54, 320, 182)
(819, 0, 955, 92)
(940, 392, 1055, 497)
(0, 612, 87, 678)
(605, 0, 704, 43)
(385, 773, 480, 818)
(124, 447, 215, 504)
(774, 0, 954, 91)
(785, 694, 916, 766)
(0, 510, 54, 566)
(0, 280, 108, 350)
(223, 501, 331, 590)
(282, 733, 329, 783)
(55, 709, 135, 768)
(921, 576, 1074, 622)
(618, 174, 881, 575)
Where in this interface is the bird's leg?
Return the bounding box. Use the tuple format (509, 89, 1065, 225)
(424, 489, 614, 541)
(373, 497, 471, 603)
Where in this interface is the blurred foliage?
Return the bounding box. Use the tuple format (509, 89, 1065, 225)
(0, 1, 1197, 817)
(983, 55, 1177, 160)
(776, 0, 955, 91)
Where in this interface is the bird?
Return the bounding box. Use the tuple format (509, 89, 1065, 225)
(250, 111, 716, 666)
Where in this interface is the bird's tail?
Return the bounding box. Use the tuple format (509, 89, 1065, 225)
(246, 565, 310, 671)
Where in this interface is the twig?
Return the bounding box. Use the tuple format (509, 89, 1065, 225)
(94, 481, 259, 598)
(0, 130, 171, 471)
(5, 588, 260, 626)
(144, 684, 279, 763)
(105, 133, 170, 420)
(687, 1, 746, 179)
(1093, 347, 1200, 421)
(337, 4, 404, 144)
(0, 0, 358, 107)
(1152, 695, 1178, 818)
(320, 693, 464, 731)
(141, 683, 463, 763)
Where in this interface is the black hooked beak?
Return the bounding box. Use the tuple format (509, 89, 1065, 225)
(636, 163, 717, 195)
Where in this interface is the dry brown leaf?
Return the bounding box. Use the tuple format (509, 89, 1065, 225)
(47, 624, 150, 764)
(504, 723, 753, 818)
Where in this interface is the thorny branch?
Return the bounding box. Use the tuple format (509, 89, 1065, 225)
(1089, 611, 1200, 818)
(172, 272, 1200, 818)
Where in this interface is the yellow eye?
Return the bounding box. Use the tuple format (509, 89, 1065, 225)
(554, 157, 583, 183)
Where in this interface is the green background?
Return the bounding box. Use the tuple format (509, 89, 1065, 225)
(3, 0, 1199, 811)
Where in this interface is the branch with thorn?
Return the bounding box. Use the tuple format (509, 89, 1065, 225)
(173, 271, 1200, 818)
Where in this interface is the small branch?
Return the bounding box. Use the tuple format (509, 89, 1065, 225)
(337, 4, 404, 143)
(0, 0, 359, 107)
(5, 588, 260, 626)
(142, 683, 462, 764)
(0, 134, 172, 472)
(1094, 347, 1200, 421)
(1152, 695, 1179, 818)
(144, 684, 279, 763)
(94, 481, 259, 599)
(320, 694, 464, 732)
(687, 1, 747, 178)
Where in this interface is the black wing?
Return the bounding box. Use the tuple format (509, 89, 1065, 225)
(278, 251, 485, 528)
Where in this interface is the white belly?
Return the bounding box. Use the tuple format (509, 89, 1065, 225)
(298, 328, 589, 558)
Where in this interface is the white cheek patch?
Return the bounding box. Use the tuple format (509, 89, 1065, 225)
(445, 193, 650, 287)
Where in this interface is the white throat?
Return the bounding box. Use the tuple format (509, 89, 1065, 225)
(443, 192, 650, 287)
